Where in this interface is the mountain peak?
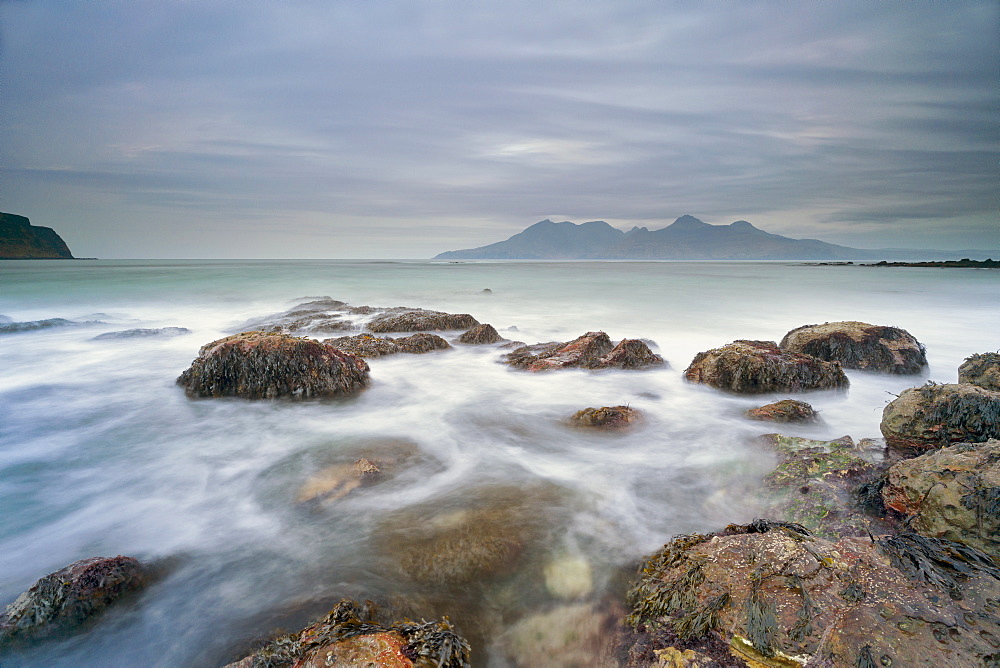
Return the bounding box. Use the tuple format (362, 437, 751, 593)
(729, 220, 756, 230)
(666, 215, 709, 230)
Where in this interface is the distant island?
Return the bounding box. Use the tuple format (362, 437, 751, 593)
(434, 216, 997, 262)
(0, 212, 75, 259)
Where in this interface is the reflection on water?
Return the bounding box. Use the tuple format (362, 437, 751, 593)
(0, 260, 996, 666)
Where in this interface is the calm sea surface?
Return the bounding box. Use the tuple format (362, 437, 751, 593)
(1, 259, 997, 666)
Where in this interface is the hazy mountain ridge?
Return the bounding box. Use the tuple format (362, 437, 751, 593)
(0, 213, 74, 259)
(434, 216, 997, 261)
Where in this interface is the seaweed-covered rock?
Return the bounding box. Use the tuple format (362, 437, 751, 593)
(570, 405, 641, 429)
(625, 522, 1000, 668)
(779, 321, 927, 374)
(744, 399, 818, 423)
(0, 556, 147, 643)
(367, 309, 479, 333)
(598, 339, 667, 369)
(958, 352, 1000, 391)
(227, 598, 470, 668)
(683, 340, 848, 394)
(324, 332, 451, 358)
(457, 323, 503, 344)
(504, 332, 664, 372)
(176, 332, 370, 399)
(881, 440, 1000, 560)
(880, 382, 1000, 454)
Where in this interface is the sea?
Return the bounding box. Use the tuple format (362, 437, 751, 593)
(1, 259, 997, 667)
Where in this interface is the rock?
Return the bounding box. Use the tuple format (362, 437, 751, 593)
(92, 327, 190, 340)
(504, 332, 664, 371)
(481, 288, 493, 294)
(598, 339, 667, 369)
(880, 382, 1000, 454)
(367, 308, 479, 333)
(227, 598, 470, 668)
(500, 602, 620, 668)
(0, 556, 147, 642)
(744, 399, 818, 423)
(684, 340, 849, 394)
(0, 212, 74, 259)
(543, 555, 593, 600)
(958, 352, 1000, 391)
(779, 321, 927, 374)
(651, 646, 716, 667)
(176, 331, 370, 399)
(0, 318, 101, 335)
(570, 405, 641, 429)
(881, 440, 1000, 560)
(625, 521, 1000, 668)
(296, 458, 383, 504)
(458, 323, 503, 344)
(324, 332, 451, 358)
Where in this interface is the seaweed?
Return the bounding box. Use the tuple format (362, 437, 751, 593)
(839, 580, 866, 604)
(395, 618, 471, 668)
(856, 471, 889, 516)
(626, 534, 711, 629)
(914, 382, 1000, 446)
(961, 483, 1000, 539)
(726, 518, 812, 537)
(877, 533, 1000, 600)
(745, 570, 778, 658)
(856, 644, 878, 668)
(672, 592, 731, 640)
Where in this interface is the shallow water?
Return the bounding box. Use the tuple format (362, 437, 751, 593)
(0, 259, 997, 666)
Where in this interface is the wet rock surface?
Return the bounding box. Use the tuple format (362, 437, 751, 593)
(457, 323, 503, 344)
(177, 331, 370, 399)
(880, 382, 1000, 454)
(684, 340, 848, 394)
(504, 332, 664, 371)
(367, 309, 479, 333)
(323, 332, 451, 358)
(0, 556, 147, 643)
(226, 598, 470, 668)
(624, 520, 1000, 668)
(958, 351, 1000, 391)
(779, 320, 927, 374)
(882, 439, 1000, 560)
(744, 399, 818, 423)
(600, 339, 667, 369)
(570, 405, 642, 429)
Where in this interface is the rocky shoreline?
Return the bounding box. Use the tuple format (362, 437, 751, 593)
(3, 301, 999, 667)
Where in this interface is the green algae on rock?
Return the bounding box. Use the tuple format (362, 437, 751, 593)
(958, 352, 1000, 391)
(684, 340, 848, 394)
(177, 331, 370, 399)
(779, 321, 927, 374)
(880, 382, 1000, 454)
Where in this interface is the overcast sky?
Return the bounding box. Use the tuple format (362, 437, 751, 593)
(2, 1, 997, 258)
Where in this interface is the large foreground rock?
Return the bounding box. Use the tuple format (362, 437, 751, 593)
(882, 439, 1000, 560)
(625, 521, 1000, 667)
(504, 332, 665, 371)
(0, 556, 147, 643)
(880, 382, 1000, 454)
(324, 332, 450, 358)
(779, 321, 927, 374)
(177, 332, 370, 399)
(684, 340, 848, 394)
(227, 598, 470, 668)
(959, 352, 1000, 391)
(367, 308, 479, 333)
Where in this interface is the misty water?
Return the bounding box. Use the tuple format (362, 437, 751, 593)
(1, 259, 997, 666)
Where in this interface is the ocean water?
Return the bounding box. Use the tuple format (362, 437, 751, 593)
(0, 259, 997, 666)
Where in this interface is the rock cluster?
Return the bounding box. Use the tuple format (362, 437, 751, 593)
(880, 382, 1000, 454)
(176, 331, 370, 399)
(779, 320, 927, 374)
(323, 332, 450, 358)
(504, 332, 665, 371)
(684, 340, 848, 393)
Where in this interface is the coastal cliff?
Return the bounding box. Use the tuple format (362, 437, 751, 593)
(0, 213, 74, 259)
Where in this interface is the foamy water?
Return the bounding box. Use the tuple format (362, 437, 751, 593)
(1, 259, 997, 666)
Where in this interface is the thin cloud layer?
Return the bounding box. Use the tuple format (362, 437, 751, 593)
(1, 1, 997, 258)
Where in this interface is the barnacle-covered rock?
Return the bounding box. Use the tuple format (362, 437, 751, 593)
(958, 352, 1000, 391)
(779, 321, 927, 374)
(0, 556, 147, 643)
(882, 439, 1000, 560)
(457, 323, 504, 344)
(367, 309, 479, 333)
(624, 521, 1000, 668)
(176, 331, 370, 399)
(880, 382, 1000, 454)
(744, 399, 818, 423)
(324, 332, 451, 358)
(684, 340, 848, 394)
(570, 405, 641, 429)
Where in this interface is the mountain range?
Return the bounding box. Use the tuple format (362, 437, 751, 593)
(433, 216, 995, 261)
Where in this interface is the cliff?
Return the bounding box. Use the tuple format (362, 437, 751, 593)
(0, 213, 75, 259)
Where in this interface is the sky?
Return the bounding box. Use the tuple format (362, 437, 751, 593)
(1, 1, 998, 259)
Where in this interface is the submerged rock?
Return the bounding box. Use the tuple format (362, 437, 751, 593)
(227, 598, 470, 668)
(779, 321, 927, 374)
(570, 405, 641, 429)
(0, 318, 101, 335)
(0, 556, 147, 643)
(625, 521, 1000, 668)
(324, 332, 451, 358)
(881, 439, 1000, 560)
(176, 331, 370, 399)
(295, 458, 383, 504)
(880, 382, 1000, 454)
(744, 399, 818, 423)
(92, 327, 190, 340)
(457, 323, 503, 344)
(367, 309, 479, 333)
(504, 332, 664, 371)
(684, 340, 848, 394)
(958, 352, 1000, 391)
(500, 602, 620, 668)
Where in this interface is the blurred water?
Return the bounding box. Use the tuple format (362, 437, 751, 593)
(0, 259, 997, 666)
